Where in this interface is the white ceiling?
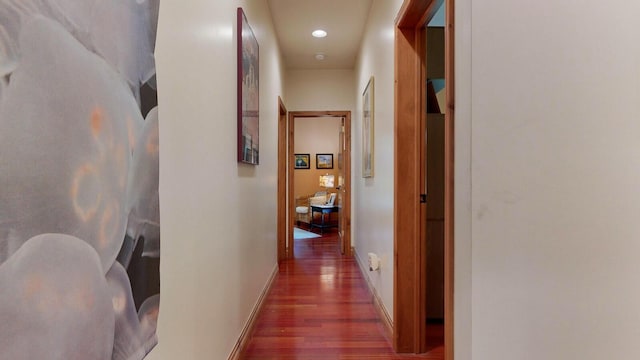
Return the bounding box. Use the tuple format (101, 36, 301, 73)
(267, 0, 373, 70)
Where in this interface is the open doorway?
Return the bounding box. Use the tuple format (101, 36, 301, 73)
(282, 111, 351, 260)
(424, 3, 446, 353)
(394, 0, 454, 358)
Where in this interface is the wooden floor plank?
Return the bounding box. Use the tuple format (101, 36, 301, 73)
(242, 230, 443, 359)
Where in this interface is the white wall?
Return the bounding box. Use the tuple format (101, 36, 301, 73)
(454, 0, 473, 358)
(353, 0, 404, 321)
(462, 0, 640, 359)
(285, 69, 355, 111)
(152, 1, 285, 358)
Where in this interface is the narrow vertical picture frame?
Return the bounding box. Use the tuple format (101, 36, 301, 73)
(237, 7, 260, 165)
(362, 76, 374, 177)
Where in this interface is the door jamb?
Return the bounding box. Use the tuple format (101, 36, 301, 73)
(285, 111, 352, 258)
(277, 97, 287, 262)
(394, 0, 454, 357)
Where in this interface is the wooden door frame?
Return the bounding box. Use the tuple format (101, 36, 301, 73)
(285, 111, 352, 258)
(394, 0, 454, 357)
(277, 97, 287, 262)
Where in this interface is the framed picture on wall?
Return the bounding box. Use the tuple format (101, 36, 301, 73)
(294, 154, 310, 169)
(362, 76, 374, 177)
(237, 7, 260, 165)
(316, 154, 334, 169)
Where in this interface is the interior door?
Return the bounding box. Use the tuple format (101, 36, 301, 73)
(337, 117, 346, 254)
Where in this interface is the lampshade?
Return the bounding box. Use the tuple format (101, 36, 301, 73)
(319, 174, 335, 188)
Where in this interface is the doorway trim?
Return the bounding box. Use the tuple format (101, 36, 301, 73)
(277, 97, 287, 262)
(394, 0, 454, 357)
(283, 111, 352, 258)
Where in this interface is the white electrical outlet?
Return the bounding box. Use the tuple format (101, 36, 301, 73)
(368, 253, 380, 271)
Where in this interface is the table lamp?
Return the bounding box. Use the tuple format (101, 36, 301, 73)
(319, 174, 336, 205)
(319, 174, 335, 190)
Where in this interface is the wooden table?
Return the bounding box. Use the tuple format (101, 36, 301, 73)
(310, 205, 339, 234)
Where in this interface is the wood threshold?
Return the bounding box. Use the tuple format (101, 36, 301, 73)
(228, 264, 279, 360)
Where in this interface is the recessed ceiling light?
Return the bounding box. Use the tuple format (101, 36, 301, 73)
(315, 53, 325, 61)
(312, 29, 327, 38)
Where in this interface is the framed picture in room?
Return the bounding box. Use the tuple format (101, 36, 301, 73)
(237, 7, 260, 165)
(362, 76, 374, 177)
(294, 154, 310, 169)
(316, 154, 334, 169)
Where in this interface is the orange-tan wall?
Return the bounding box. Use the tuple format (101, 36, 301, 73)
(293, 117, 341, 199)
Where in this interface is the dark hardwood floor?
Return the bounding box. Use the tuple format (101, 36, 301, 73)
(242, 230, 444, 359)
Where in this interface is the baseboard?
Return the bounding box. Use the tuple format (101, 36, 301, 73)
(353, 248, 393, 343)
(227, 263, 279, 360)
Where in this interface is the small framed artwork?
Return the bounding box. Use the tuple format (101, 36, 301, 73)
(237, 7, 260, 165)
(362, 76, 374, 177)
(294, 154, 310, 169)
(316, 153, 334, 169)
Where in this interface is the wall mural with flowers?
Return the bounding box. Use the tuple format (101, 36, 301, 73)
(0, 1, 161, 359)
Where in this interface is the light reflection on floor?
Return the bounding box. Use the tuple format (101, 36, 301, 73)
(243, 228, 444, 359)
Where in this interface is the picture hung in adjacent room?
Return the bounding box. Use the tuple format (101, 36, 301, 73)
(362, 76, 375, 177)
(237, 7, 260, 165)
(0, 1, 161, 359)
(294, 153, 310, 169)
(316, 153, 334, 169)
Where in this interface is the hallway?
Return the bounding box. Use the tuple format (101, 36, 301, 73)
(242, 231, 444, 359)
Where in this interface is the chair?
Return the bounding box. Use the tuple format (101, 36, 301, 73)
(295, 191, 327, 226)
